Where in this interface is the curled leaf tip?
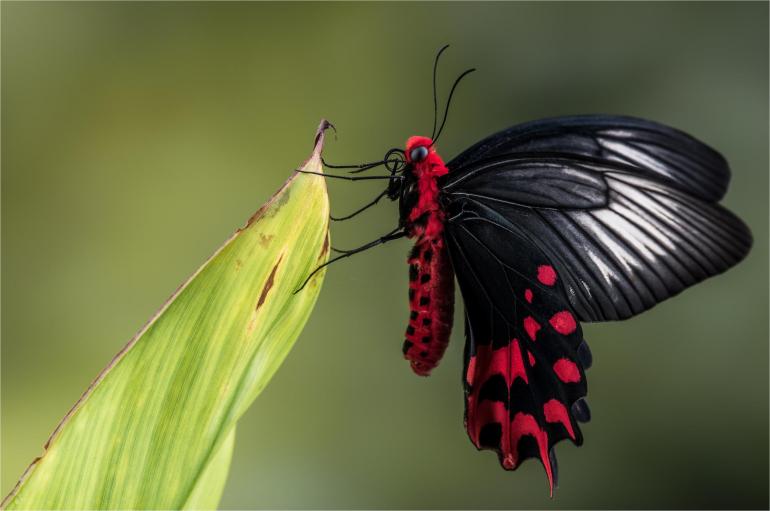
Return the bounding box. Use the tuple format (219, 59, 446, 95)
(313, 119, 335, 155)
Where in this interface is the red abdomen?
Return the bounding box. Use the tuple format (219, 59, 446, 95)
(403, 235, 455, 376)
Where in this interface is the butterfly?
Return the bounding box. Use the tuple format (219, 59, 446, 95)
(299, 46, 752, 494)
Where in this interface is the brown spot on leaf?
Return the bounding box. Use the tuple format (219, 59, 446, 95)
(241, 188, 292, 231)
(258, 233, 274, 247)
(256, 255, 283, 309)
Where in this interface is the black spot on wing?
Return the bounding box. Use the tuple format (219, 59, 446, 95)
(509, 379, 536, 418)
(479, 374, 509, 404)
(479, 422, 502, 449)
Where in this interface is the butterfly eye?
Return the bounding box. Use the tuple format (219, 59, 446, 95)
(409, 146, 429, 163)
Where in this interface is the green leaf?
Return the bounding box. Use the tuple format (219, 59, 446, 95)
(2, 121, 333, 510)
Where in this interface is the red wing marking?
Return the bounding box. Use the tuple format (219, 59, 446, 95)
(464, 340, 560, 492)
(527, 351, 536, 367)
(523, 316, 541, 340)
(510, 340, 528, 384)
(553, 358, 582, 383)
(465, 343, 512, 449)
(543, 399, 576, 440)
(467, 342, 528, 387)
(550, 310, 577, 335)
(510, 412, 554, 495)
(457, 244, 589, 495)
(467, 400, 508, 448)
(465, 354, 477, 385)
(537, 265, 557, 286)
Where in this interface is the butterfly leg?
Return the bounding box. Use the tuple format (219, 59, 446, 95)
(330, 189, 389, 222)
(322, 158, 385, 173)
(330, 227, 404, 254)
(294, 228, 406, 293)
(296, 169, 399, 181)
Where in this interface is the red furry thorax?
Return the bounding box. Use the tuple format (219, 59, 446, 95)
(405, 136, 448, 237)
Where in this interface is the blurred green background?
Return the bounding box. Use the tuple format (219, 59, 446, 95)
(2, 2, 767, 509)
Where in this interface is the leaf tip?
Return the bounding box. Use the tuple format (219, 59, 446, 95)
(312, 119, 335, 157)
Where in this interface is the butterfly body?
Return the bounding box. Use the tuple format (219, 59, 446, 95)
(401, 136, 455, 376)
(388, 115, 751, 493)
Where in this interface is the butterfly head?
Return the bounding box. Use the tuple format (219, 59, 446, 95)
(405, 136, 448, 180)
(405, 136, 434, 164)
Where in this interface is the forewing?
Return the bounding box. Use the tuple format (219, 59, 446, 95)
(446, 209, 592, 494)
(447, 115, 730, 202)
(443, 156, 751, 322)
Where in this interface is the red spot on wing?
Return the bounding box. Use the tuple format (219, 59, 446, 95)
(527, 351, 536, 367)
(523, 316, 541, 340)
(553, 358, 581, 383)
(543, 399, 576, 440)
(537, 265, 557, 286)
(549, 310, 577, 335)
(524, 288, 533, 303)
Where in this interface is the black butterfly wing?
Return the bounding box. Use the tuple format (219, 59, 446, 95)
(441, 119, 749, 489)
(442, 155, 751, 322)
(448, 115, 730, 202)
(442, 153, 749, 489)
(445, 201, 592, 494)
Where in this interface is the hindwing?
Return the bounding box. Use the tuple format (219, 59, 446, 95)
(445, 206, 592, 494)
